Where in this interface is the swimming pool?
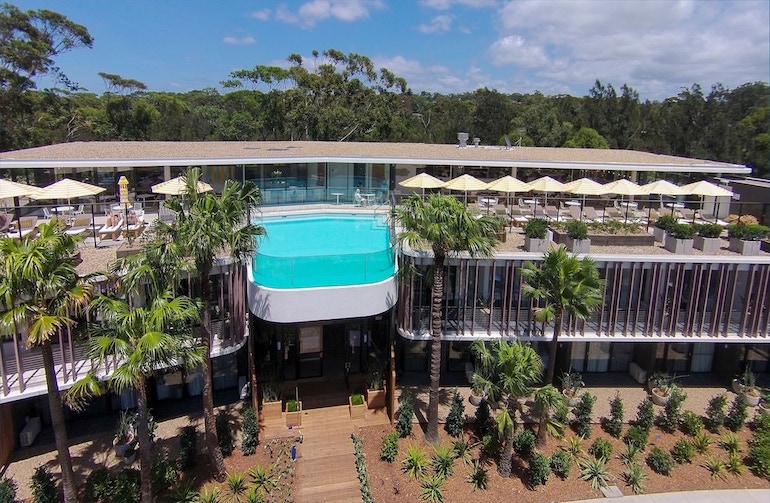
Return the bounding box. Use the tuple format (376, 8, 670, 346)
(252, 213, 395, 288)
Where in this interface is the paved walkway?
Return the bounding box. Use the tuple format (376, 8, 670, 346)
(571, 488, 769, 503)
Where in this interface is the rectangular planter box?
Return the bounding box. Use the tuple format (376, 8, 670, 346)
(728, 238, 761, 255)
(652, 227, 667, 243)
(366, 388, 386, 409)
(553, 230, 654, 247)
(694, 236, 721, 254)
(565, 237, 590, 253)
(664, 238, 694, 254)
(261, 400, 282, 421)
(285, 401, 302, 427)
(524, 236, 549, 253)
(349, 397, 366, 419)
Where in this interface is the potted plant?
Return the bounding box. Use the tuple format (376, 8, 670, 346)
(560, 369, 584, 406)
(122, 443, 137, 465)
(564, 219, 590, 253)
(285, 399, 302, 427)
(727, 223, 770, 255)
(760, 389, 770, 413)
(365, 367, 386, 409)
(664, 222, 696, 254)
(113, 410, 135, 457)
(469, 381, 484, 407)
(349, 391, 366, 419)
(736, 368, 761, 407)
(261, 380, 283, 421)
(523, 218, 550, 253)
(694, 223, 723, 253)
(653, 214, 678, 243)
(649, 372, 683, 406)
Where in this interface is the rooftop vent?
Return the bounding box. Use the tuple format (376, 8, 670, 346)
(457, 132, 469, 148)
(473, 137, 481, 147)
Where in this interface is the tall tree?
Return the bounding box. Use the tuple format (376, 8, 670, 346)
(395, 194, 502, 444)
(159, 167, 265, 481)
(471, 340, 543, 478)
(521, 246, 604, 384)
(0, 222, 93, 503)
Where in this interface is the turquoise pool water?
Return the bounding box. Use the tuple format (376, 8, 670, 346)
(253, 214, 395, 288)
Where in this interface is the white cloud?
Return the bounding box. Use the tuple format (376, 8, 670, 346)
(420, 0, 497, 10)
(418, 14, 453, 34)
(249, 9, 271, 21)
(483, 0, 769, 99)
(276, 0, 385, 28)
(223, 36, 256, 45)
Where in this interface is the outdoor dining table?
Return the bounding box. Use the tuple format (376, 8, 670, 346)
(564, 200, 581, 206)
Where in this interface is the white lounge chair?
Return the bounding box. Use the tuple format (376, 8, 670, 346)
(6, 216, 38, 240)
(97, 217, 124, 242)
(65, 215, 93, 237)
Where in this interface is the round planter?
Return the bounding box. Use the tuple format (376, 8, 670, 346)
(651, 387, 670, 406)
(759, 401, 770, 414)
(123, 450, 136, 465)
(731, 379, 743, 394)
(113, 433, 134, 457)
(743, 390, 761, 407)
(563, 389, 580, 407)
(468, 391, 483, 407)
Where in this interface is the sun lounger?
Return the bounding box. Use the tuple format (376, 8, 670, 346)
(583, 206, 602, 223)
(97, 217, 124, 241)
(65, 215, 93, 237)
(6, 216, 38, 240)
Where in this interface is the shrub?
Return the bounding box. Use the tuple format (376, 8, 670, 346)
(692, 431, 712, 454)
(550, 450, 572, 479)
(396, 391, 415, 438)
(380, 431, 400, 462)
(402, 444, 429, 480)
(668, 223, 696, 239)
(351, 434, 374, 503)
(241, 406, 259, 455)
(705, 394, 727, 433)
(572, 392, 597, 438)
(623, 463, 646, 494)
(215, 411, 234, 457)
(112, 468, 140, 503)
(453, 438, 473, 466)
(619, 442, 642, 466)
(523, 218, 549, 239)
(654, 214, 678, 231)
(84, 468, 112, 503)
(481, 434, 499, 461)
(580, 457, 612, 489)
(178, 424, 198, 470)
(286, 399, 300, 412)
(624, 425, 649, 451)
(431, 444, 455, 480)
(727, 223, 770, 241)
(445, 389, 465, 438)
(646, 447, 675, 476)
(588, 438, 613, 462)
(151, 453, 179, 495)
(696, 223, 723, 238)
(512, 429, 537, 459)
(565, 219, 589, 240)
(466, 459, 488, 491)
(704, 455, 727, 480)
(29, 466, 57, 503)
(0, 477, 17, 503)
(656, 386, 686, 433)
(680, 411, 704, 436)
(473, 399, 494, 440)
(671, 439, 696, 464)
(726, 452, 745, 476)
(602, 393, 624, 438)
(634, 398, 655, 432)
(747, 436, 770, 479)
(720, 432, 741, 455)
(351, 393, 365, 406)
(725, 394, 748, 432)
(528, 453, 551, 487)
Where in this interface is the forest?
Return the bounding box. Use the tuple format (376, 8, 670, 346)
(1, 4, 768, 177)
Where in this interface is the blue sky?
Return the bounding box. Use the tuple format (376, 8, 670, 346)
(13, 0, 770, 101)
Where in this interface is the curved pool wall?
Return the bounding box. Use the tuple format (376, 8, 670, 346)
(247, 212, 398, 324)
(252, 213, 395, 288)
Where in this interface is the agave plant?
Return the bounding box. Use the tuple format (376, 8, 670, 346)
(580, 456, 613, 489)
(466, 459, 488, 491)
(431, 444, 455, 480)
(402, 444, 429, 480)
(622, 463, 646, 494)
(420, 474, 445, 503)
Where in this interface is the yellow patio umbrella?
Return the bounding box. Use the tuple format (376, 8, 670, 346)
(486, 175, 529, 207)
(442, 174, 489, 204)
(31, 178, 105, 246)
(525, 176, 565, 208)
(680, 180, 733, 223)
(641, 179, 689, 218)
(603, 178, 649, 222)
(0, 179, 39, 200)
(398, 172, 445, 198)
(151, 176, 213, 195)
(562, 178, 609, 220)
(118, 175, 130, 205)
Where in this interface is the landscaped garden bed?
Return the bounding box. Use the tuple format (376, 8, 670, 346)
(359, 393, 770, 503)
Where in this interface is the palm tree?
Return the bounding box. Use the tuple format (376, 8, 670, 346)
(0, 221, 92, 503)
(68, 244, 203, 503)
(395, 193, 502, 444)
(521, 246, 604, 384)
(533, 384, 568, 447)
(160, 167, 265, 480)
(471, 340, 543, 478)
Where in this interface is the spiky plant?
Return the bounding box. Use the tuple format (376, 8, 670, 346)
(402, 444, 429, 480)
(580, 456, 613, 489)
(466, 459, 488, 491)
(225, 472, 247, 502)
(619, 442, 642, 467)
(452, 438, 474, 466)
(720, 432, 741, 455)
(431, 444, 455, 480)
(703, 455, 727, 480)
(726, 453, 745, 476)
(692, 431, 712, 454)
(623, 463, 646, 494)
(420, 474, 444, 503)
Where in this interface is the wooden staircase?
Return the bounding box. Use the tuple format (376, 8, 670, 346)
(295, 404, 362, 503)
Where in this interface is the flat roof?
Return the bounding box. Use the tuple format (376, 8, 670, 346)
(0, 141, 750, 174)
